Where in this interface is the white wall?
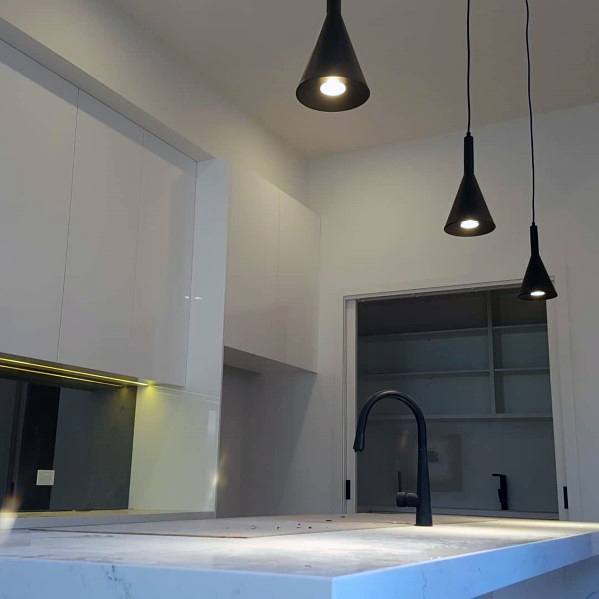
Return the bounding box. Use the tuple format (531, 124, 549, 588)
(292, 103, 599, 520)
(0, 0, 306, 201)
(217, 365, 318, 517)
(129, 385, 220, 512)
(216, 366, 258, 518)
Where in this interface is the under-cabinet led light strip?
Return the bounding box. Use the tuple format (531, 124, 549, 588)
(0, 357, 148, 387)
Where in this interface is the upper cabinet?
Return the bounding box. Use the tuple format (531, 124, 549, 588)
(0, 41, 197, 384)
(0, 41, 78, 362)
(0, 41, 317, 381)
(58, 92, 145, 376)
(224, 168, 320, 372)
(278, 192, 320, 371)
(225, 169, 282, 361)
(58, 93, 196, 384)
(131, 132, 195, 385)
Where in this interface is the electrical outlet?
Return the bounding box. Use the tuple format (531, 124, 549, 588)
(36, 469, 55, 487)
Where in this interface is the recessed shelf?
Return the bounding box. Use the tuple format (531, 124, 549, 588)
(359, 326, 488, 340)
(492, 323, 547, 332)
(494, 367, 549, 374)
(360, 369, 490, 378)
(357, 506, 558, 519)
(369, 413, 553, 422)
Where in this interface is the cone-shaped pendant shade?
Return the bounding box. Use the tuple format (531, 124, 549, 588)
(518, 224, 557, 300)
(296, 0, 369, 111)
(444, 133, 495, 236)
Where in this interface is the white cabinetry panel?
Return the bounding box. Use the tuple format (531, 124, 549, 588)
(278, 192, 320, 371)
(0, 40, 77, 361)
(224, 169, 283, 361)
(224, 168, 320, 372)
(186, 160, 231, 397)
(131, 132, 195, 385)
(58, 91, 143, 375)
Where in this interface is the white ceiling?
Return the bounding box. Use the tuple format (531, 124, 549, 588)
(112, 0, 599, 157)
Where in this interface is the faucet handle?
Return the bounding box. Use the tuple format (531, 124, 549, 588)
(396, 491, 419, 508)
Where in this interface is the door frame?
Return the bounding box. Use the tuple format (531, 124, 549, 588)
(342, 278, 577, 520)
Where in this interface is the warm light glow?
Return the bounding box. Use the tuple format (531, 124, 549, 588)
(0, 364, 120, 387)
(460, 219, 480, 230)
(0, 357, 148, 387)
(0, 495, 20, 535)
(530, 290, 546, 298)
(320, 77, 346, 97)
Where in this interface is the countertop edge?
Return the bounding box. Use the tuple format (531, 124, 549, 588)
(1, 527, 598, 599)
(332, 531, 598, 599)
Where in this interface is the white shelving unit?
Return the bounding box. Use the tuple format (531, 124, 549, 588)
(358, 289, 552, 418)
(356, 287, 558, 516)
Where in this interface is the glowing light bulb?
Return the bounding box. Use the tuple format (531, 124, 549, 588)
(320, 77, 346, 97)
(460, 219, 480, 230)
(530, 290, 546, 298)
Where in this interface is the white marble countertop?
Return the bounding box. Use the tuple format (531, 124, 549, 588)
(1, 514, 598, 598)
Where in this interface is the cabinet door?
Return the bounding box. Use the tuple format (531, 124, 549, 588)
(224, 168, 282, 361)
(131, 133, 195, 385)
(278, 192, 320, 371)
(0, 40, 77, 361)
(58, 92, 143, 375)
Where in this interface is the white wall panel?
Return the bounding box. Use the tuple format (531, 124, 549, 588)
(224, 169, 282, 361)
(224, 169, 320, 371)
(0, 40, 77, 361)
(132, 132, 195, 385)
(278, 193, 320, 371)
(185, 160, 231, 397)
(131, 160, 231, 510)
(129, 385, 220, 511)
(59, 91, 143, 375)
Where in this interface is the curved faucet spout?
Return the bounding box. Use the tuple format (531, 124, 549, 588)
(353, 390, 433, 527)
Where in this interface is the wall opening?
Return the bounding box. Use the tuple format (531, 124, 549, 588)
(353, 285, 558, 517)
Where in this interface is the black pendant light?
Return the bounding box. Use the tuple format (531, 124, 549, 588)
(518, 0, 557, 301)
(444, 0, 495, 237)
(296, 0, 369, 112)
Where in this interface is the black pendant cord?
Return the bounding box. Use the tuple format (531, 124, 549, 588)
(526, 0, 536, 225)
(517, 0, 557, 300)
(327, 0, 340, 13)
(466, 0, 471, 134)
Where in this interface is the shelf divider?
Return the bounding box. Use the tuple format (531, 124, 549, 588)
(487, 291, 497, 415)
(361, 369, 490, 378)
(494, 367, 550, 373)
(492, 323, 547, 331)
(359, 326, 488, 340)
(369, 413, 553, 422)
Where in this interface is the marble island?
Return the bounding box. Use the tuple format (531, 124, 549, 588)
(1, 514, 598, 598)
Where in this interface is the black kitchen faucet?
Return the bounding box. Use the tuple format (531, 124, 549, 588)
(353, 390, 433, 527)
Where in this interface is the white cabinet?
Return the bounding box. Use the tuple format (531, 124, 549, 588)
(0, 40, 78, 361)
(59, 94, 196, 384)
(131, 132, 196, 385)
(224, 168, 320, 372)
(225, 169, 282, 361)
(58, 91, 144, 375)
(0, 43, 197, 383)
(277, 192, 320, 371)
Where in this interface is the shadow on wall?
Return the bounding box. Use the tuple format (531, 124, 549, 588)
(217, 364, 317, 518)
